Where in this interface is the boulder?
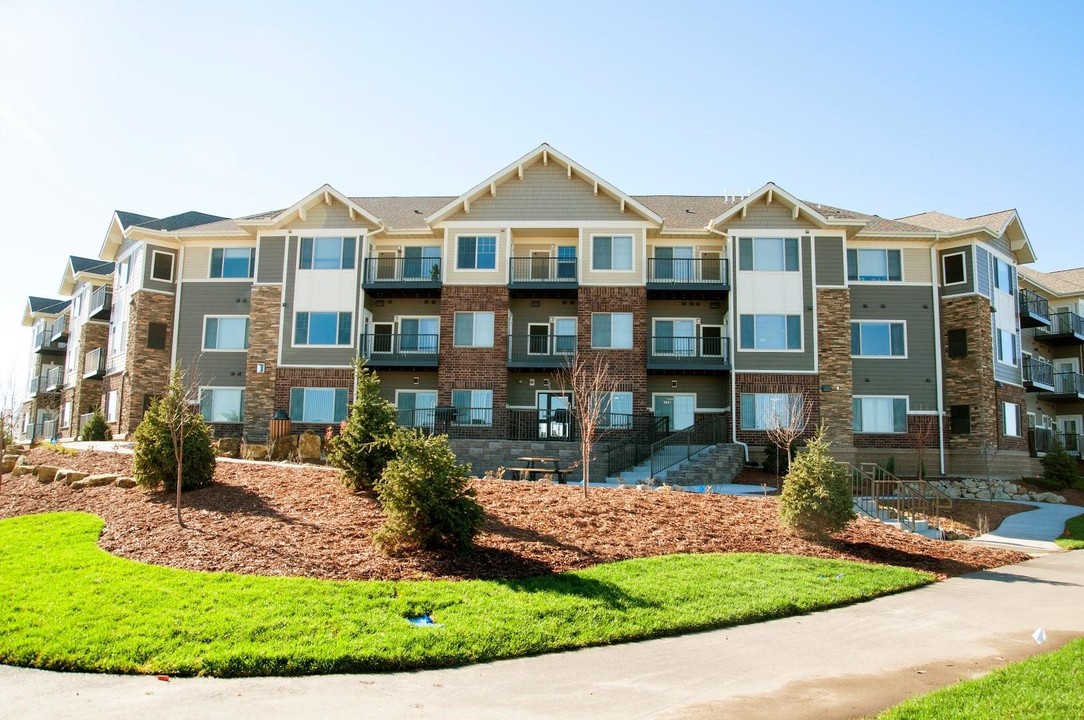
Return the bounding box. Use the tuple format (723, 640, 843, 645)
(6, 446, 27, 455)
(214, 437, 242, 459)
(297, 431, 323, 463)
(1002, 482, 1018, 495)
(83, 474, 118, 488)
(36, 466, 60, 484)
(270, 435, 298, 462)
(993, 490, 1011, 501)
(241, 443, 269, 461)
(56, 469, 90, 486)
(16, 453, 33, 467)
(1, 455, 18, 474)
(115, 477, 137, 489)
(11, 464, 35, 477)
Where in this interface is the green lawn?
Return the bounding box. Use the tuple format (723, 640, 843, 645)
(1055, 513, 1084, 550)
(879, 638, 1084, 719)
(0, 512, 932, 677)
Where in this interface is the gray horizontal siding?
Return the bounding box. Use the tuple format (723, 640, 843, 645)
(646, 299, 727, 324)
(175, 282, 251, 387)
(816, 236, 845, 286)
(280, 236, 359, 366)
(725, 201, 808, 230)
(850, 285, 938, 408)
(995, 357, 1023, 386)
(646, 375, 730, 408)
(375, 370, 439, 403)
(939, 246, 974, 297)
(367, 297, 442, 325)
(143, 244, 177, 293)
(975, 246, 991, 298)
(257, 236, 286, 284)
(510, 298, 578, 336)
(734, 237, 814, 372)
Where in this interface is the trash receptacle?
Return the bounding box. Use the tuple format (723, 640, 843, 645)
(269, 409, 291, 442)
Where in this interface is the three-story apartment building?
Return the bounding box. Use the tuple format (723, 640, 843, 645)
(17, 144, 1054, 478)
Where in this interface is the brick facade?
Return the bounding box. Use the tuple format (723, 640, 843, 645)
(996, 382, 1029, 453)
(274, 367, 354, 436)
(576, 286, 649, 411)
(71, 321, 109, 435)
(734, 372, 821, 446)
(816, 288, 854, 454)
(119, 290, 175, 437)
(244, 285, 282, 440)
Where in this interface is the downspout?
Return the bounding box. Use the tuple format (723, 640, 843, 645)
(716, 228, 749, 463)
(930, 238, 947, 475)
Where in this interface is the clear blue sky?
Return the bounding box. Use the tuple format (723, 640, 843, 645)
(2, 0, 1082, 387)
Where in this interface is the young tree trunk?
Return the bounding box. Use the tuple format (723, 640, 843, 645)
(175, 434, 184, 527)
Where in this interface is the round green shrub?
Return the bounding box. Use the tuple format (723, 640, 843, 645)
(1040, 434, 1078, 490)
(80, 410, 109, 442)
(778, 425, 855, 541)
(132, 392, 216, 493)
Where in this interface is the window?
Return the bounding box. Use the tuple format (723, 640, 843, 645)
(151, 251, 174, 282)
(598, 391, 633, 428)
(453, 312, 495, 347)
(591, 313, 633, 349)
(456, 235, 497, 270)
(592, 235, 634, 271)
(147, 322, 168, 350)
(949, 404, 971, 434)
(200, 388, 244, 423)
(72, 292, 83, 318)
(996, 329, 1018, 366)
(294, 312, 352, 346)
(947, 328, 968, 359)
(300, 237, 355, 270)
(738, 237, 799, 272)
(1003, 402, 1020, 437)
(847, 249, 902, 282)
(452, 389, 493, 426)
(739, 314, 802, 350)
(740, 393, 801, 430)
(556, 246, 577, 279)
(118, 260, 130, 286)
(211, 247, 256, 278)
(853, 397, 908, 433)
(289, 387, 348, 423)
(403, 246, 442, 279)
(106, 390, 119, 423)
(61, 402, 72, 429)
(993, 257, 1015, 294)
(396, 390, 437, 427)
(851, 321, 906, 357)
(204, 317, 249, 350)
(942, 252, 966, 285)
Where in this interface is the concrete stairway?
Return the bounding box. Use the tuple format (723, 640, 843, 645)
(852, 496, 943, 539)
(605, 444, 745, 485)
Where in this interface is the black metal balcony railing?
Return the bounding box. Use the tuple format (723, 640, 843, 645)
(45, 366, 63, 391)
(396, 406, 493, 430)
(1029, 428, 1084, 457)
(88, 285, 112, 320)
(1018, 288, 1052, 328)
(41, 419, 58, 442)
(395, 407, 651, 445)
(360, 334, 439, 366)
(647, 336, 731, 369)
(647, 257, 730, 287)
(1052, 370, 1084, 397)
(50, 314, 69, 342)
(509, 256, 578, 284)
(28, 373, 56, 397)
(507, 334, 576, 367)
(1034, 310, 1084, 344)
(84, 348, 106, 379)
(1023, 356, 1055, 390)
(33, 325, 64, 353)
(363, 257, 442, 285)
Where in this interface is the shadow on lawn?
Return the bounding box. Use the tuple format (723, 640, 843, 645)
(144, 483, 314, 527)
(835, 540, 993, 576)
(500, 573, 660, 610)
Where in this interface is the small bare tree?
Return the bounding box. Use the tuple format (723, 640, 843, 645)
(764, 391, 813, 486)
(910, 410, 941, 479)
(557, 354, 620, 499)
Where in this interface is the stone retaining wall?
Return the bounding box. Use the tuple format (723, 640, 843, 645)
(928, 477, 1066, 504)
(448, 438, 600, 482)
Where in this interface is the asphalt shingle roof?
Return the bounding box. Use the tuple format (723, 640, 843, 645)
(1020, 266, 1084, 296)
(115, 210, 157, 229)
(349, 196, 454, 230)
(896, 209, 1016, 235)
(27, 297, 71, 314)
(136, 211, 227, 232)
(69, 256, 114, 275)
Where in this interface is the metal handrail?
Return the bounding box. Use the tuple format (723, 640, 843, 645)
(88, 285, 112, 317)
(1023, 356, 1054, 387)
(1018, 288, 1050, 320)
(507, 334, 577, 362)
(509, 256, 578, 283)
(1036, 309, 1084, 338)
(648, 415, 724, 478)
(646, 257, 729, 285)
(363, 256, 442, 284)
(605, 415, 671, 476)
(848, 462, 953, 535)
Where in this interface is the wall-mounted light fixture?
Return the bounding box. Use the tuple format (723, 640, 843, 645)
(256, 362, 266, 374)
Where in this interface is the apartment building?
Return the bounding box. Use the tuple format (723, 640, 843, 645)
(20, 296, 70, 441)
(17, 144, 1055, 477)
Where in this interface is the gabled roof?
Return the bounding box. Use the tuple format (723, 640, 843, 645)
(135, 211, 227, 232)
(59, 256, 114, 296)
(1019, 266, 1084, 297)
(706, 183, 866, 230)
(115, 210, 157, 229)
(349, 197, 453, 232)
(425, 144, 665, 226)
(23, 296, 70, 327)
(632, 196, 740, 230)
(896, 208, 1036, 263)
(235, 184, 383, 230)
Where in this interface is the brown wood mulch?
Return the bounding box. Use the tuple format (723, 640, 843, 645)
(0, 447, 1030, 582)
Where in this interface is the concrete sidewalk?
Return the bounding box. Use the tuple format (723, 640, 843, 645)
(3, 550, 1084, 720)
(973, 500, 1084, 552)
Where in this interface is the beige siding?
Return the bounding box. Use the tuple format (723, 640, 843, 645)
(182, 246, 210, 280)
(376, 371, 439, 402)
(446, 161, 633, 222)
(444, 227, 509, 285)
(366, 297, 441, 325)
(286, 201, 377, 231)
(724, 199, 807, 230)
(580, 227, 645, 286)
(903, 247, 932, 283)
(509, 298, 578, 336)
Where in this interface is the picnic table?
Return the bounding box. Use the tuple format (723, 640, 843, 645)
(506, 456, 570, 484)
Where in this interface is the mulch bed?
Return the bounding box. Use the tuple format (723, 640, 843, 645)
(0, 448, 1030, 582)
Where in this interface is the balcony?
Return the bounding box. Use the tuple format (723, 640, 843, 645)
(88, 285, 112, 321)
(646, 257, 730, 298)
(45, 366, 63, 392)
(1022, 356, 1056, 392)
(27, 372, 58, 397)
(1043, 370, 1084, 401)
(1018, 288, 1051, 329)
(1029, 428, 1084, 457)
(362, 256, 441, 297)
(360, 333, 439, 368)
(508, 257, 578, 296)
(647, 336, 731, 372)
(50, 315, 69, 343)
(84, 348, 106, 379)
(507, 334, 576, 369)
(1034, 310, 1084, 346)
(33, 325, 65, 355)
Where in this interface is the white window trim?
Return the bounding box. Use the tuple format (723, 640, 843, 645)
(292, 311, 354, 348)
(851, 319, 908, 359)
(942, 251, 968, 286)
(454, 234, 499, 272)
(591, 312, 634, 349)
(740, 392, 803, 431)
(995, 328, 1019, 367)
(297, 236, 355, 271)
(1002, 402, 1021, 437)
(853, 395, 910, 435)
(737, 236, 803, 273)
(991, 255, 1016, 296)
(589, 233, 636, 272)
(150, 250, 175, 283)
(207, 246, 256, 280)
(848, 248, 905, 283)
(452, 311, 495, 348)
(199, 386, 245, 424)
(201, 315, 250, 352)
(739, 313, 805, 353)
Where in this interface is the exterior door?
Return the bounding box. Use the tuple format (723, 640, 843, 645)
(537, 392, 572, 439)
(701, 325, 723, 357)
(654, 394, 695, 431)
(528, 323, 550, 355)
(701, 251, 722, 281)
(530, 250, 550, 280)
(403, 246, 441, 280)
(376, 251, 398, 280)
(371, 322, 394, 353)
(1059, 416, 1081, 454)
(654, 319, 696, 356)
(397, 391, 437, 428)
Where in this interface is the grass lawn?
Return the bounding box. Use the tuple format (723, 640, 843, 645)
(1055, 513, 1084, 550)
(878, 638, 1084, 719)
(1, 512, 932, 677)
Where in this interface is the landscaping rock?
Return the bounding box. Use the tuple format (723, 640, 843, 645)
(297, 431, 322, 463)
(36, 466, 60, 484)
(83, 474, 118, 488)
(69, 479, 88, 490)
(56, 469, 90, 486)
(241, 443, 269, 461)
(11, 464, 35, 477)
(214, 437, 242, 459)
(271, 435, 298, 462)
(115, 477, 137, 489)
(1, 454, 18, 474)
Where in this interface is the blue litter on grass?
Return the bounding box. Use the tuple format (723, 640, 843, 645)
(406, 614, 442, 627)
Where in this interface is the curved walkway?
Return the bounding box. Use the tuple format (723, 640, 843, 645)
(973, 500, 1084, 552)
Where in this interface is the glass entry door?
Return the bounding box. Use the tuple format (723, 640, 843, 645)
(655, 246, 694, 281)
(537, 392, 572, 439)
(1060, 416, 1081, 454)
(654, 319, 697, 356)
(654, 394, 695, 431)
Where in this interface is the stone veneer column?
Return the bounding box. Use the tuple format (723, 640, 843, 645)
(576, 286, 649, 411)
(940, 295, 997, 453)
(438, 286, 510, 433)
(73, 322, 109, 424)
(120, 290, 175, 437)
(816, 288, 854, 456)
(244, 285, 282, 440)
